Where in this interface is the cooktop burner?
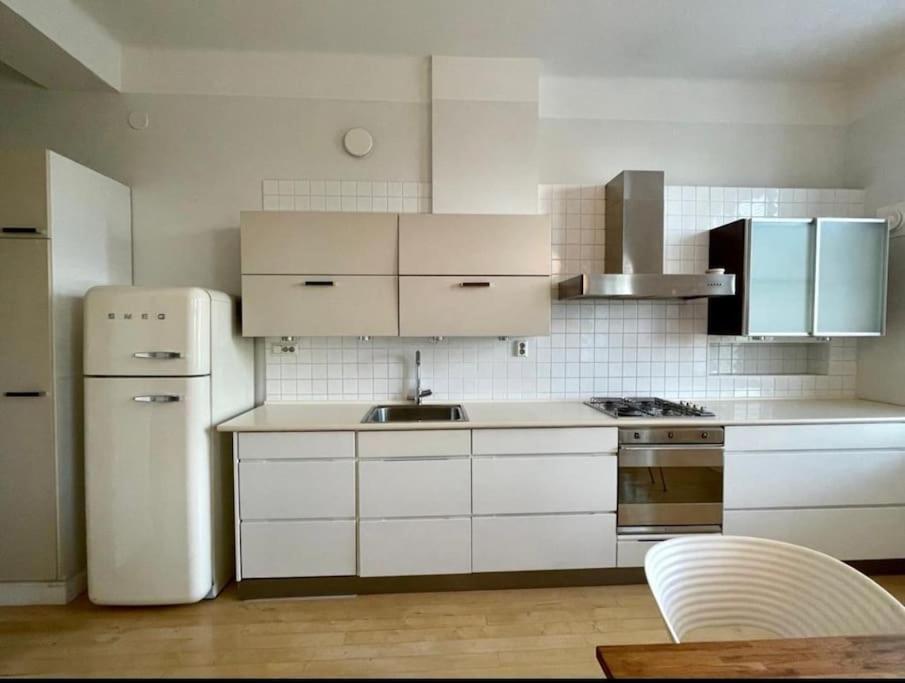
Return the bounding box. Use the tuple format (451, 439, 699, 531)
(586, 397, 715, 418)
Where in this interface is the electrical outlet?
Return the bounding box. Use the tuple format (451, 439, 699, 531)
(514, 340, 528, 358)
(271, 343, 297, 355)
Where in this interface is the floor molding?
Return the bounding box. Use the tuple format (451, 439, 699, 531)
(238, 567, 646, 600)
(0, 571, 86, 606)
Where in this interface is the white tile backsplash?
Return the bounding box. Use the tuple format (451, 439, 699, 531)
(261, 179, 863, 403)
(262, 177, 431, 214)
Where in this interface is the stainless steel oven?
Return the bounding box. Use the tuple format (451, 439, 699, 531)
(617, 427, 724, 535)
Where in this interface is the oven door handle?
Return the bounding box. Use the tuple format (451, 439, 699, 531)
(619, 447, 723, 468)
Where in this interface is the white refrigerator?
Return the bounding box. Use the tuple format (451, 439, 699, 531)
(83, 286, 254, 605)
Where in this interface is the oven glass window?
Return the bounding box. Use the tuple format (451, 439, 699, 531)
(619, 467, 723, 505)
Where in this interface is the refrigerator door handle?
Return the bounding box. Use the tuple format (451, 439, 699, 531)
(133, 351, 183, 359)
(132, 394, 181, 403)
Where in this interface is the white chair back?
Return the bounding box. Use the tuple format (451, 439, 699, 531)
(645, 535, 905, 643)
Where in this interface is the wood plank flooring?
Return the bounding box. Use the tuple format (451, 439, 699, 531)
(1, 575, 902, 678)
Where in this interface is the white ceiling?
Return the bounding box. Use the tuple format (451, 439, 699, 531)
(74, 0, 905, 81)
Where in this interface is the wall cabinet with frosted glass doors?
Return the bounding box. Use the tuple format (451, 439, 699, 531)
(707, 218, 889, 337)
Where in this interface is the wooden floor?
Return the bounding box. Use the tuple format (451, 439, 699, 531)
(1, 575, 903, 678)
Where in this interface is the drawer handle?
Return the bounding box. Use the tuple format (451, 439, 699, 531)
(133, 351, 182, 359)
(4, 391, 46, 397)
(303, 280, 335, 287)
(2, 226, 40, 234)
(133, 394, 181, 403)
(460, 281, 492, 288)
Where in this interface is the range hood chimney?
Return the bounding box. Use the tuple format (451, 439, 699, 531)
(558, 170, 736, 300)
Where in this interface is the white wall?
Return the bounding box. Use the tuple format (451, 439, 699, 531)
(0, 88, 429, 294)
(431, 57, 539, 214)
(538, 75, 849, 187)
(0, 54, 859, 294)
(539, 118, 848, 187)
(847, 49, 905, 405)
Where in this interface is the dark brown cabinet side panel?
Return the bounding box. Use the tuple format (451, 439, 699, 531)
(707, 220, 747, 336)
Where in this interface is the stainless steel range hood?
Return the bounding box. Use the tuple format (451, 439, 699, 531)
(557, 171, 736, 300)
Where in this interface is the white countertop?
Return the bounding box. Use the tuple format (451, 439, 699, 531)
(217, 398, 905, 432)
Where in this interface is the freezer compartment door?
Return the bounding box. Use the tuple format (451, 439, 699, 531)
(85, 376, 213, 604)
(84, 286, 211, 376)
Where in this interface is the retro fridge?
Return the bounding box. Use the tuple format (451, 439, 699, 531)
(83, 286, 254, 605)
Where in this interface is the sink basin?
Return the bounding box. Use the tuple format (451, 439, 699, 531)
(362, 404, 468, 423)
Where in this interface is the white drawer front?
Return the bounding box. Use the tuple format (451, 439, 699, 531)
(724, 507, 905, 561)
(725, 449, 905, 509)
(616, 535, 708, 568)
(359, 459, 471, 518)
(239, 460, 355, 520)
(399, 213, 551, 276)
(725, 423, 905, 452)
(238, 431, 354, 460)
(241, 274, 398, 337)
(357, 429, 470, 459)
(398, 276, 551, 337)
(472, 427, 617, 455)
(240, 211, 398, 275)
(616, 539, 663, 568)
(241, 520, 356, 578)
(359, 518, 471, 577)
(472, 513, 616, 572)
(473, 455, 616, 514)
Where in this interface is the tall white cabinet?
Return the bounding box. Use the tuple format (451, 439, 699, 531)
(0, 149, 132, 604)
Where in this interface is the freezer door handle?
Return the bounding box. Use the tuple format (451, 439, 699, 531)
(132, 394, 181, 403)
(4, 391, 47, 397)
(132, 351, 183, 359)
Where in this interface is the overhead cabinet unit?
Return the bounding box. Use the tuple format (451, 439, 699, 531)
(240, 211, 553, 338)
(398, 213, 552, 336)
(708, 217, 889, 337)
(240, 211, 399, 337)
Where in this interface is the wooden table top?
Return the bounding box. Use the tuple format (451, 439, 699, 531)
(596, 635, 905, 679)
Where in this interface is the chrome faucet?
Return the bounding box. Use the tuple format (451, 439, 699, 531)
(413, 349, 432, 405)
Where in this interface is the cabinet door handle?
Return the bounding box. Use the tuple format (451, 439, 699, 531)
(4, 391, 46, 397)
(132, 395, 181, 403)
(133, 351, 182, 359)
(460, 281, 492, 288)
(2, 227, 40, 234)
(303, 280, 335, 287)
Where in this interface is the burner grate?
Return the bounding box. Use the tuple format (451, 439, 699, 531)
(586, 397, 715, 418)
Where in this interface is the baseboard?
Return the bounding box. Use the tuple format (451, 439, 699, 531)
(0, 571, 86, 606)
(238, 567, 647, 600)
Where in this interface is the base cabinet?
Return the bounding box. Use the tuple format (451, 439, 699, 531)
(240, 520, 356, 578)
(724, 507, 905, 561)
(359, 518, 472, 577)
(472, 513, 616, 572)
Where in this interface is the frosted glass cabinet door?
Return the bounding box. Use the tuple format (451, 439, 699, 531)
(747, 219, 815, 335)
(815, 219, 888, 335)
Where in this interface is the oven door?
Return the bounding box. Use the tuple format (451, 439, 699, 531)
(617, 446, 723, 533)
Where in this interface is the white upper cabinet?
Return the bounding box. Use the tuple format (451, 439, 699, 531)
(239, 211, 399, 337)
(814, 218, 889, 336)
(0, 149, 48, 237)
(399, 214, 550, 275)
(398, 213, 552, 336)
(240, 211, 553, 338)
(709, 217, 888, 337)
(241, 211, 397, 275)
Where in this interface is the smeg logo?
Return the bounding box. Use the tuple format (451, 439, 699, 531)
(106, 312, 167, 320)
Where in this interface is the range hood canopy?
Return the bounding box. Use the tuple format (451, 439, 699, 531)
(558, 170, 735, 300)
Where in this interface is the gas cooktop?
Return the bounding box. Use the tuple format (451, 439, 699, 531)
(586, 397, 715, 418)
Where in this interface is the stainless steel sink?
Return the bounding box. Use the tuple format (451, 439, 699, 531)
(362, 404, 468, 423)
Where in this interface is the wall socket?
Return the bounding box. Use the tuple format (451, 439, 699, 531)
(514, 340, 528, 358)
(271, 343, 297, 354)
